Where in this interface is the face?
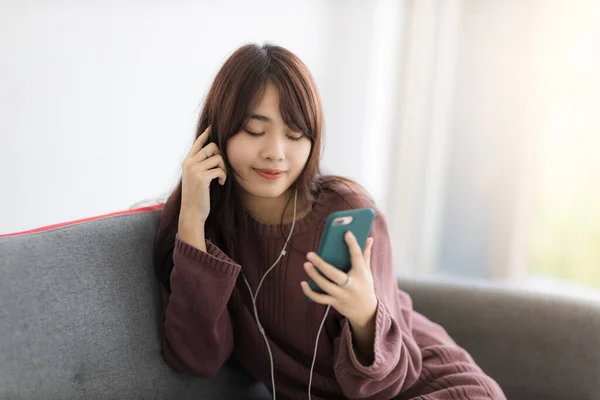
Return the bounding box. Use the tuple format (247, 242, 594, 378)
(226, 81, 312, 202)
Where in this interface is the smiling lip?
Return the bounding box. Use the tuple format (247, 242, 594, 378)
(255, 169, 285, 180)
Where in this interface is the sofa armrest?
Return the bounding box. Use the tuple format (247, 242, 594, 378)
(399, 276, 600, 400)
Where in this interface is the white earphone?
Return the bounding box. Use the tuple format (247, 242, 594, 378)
(241, 188, 331, 400)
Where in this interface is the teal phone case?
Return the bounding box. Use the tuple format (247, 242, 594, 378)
(306, 208, 375, 300)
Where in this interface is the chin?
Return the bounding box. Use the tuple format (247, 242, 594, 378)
(238, 180, 290, 199)
(251, 186, 289, 199)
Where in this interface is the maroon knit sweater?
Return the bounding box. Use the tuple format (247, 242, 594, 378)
(158, 181, 506, 399)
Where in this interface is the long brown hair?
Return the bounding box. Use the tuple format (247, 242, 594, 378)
(154, 43, 361, 291)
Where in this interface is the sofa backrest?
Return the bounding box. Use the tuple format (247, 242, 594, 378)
(3, 206, 600, 400)
(0, 207, 271, 400)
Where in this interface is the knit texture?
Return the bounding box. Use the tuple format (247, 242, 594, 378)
(158, 180, 506, 400)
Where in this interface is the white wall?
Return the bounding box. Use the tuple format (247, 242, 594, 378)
(0, 0, 401, 235)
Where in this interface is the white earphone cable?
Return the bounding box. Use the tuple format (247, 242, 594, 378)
(242, 189, 298, 400)
(241, 188, 329, 399)
(308, 304, 331, 400)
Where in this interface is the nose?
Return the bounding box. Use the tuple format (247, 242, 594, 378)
(261, 132, 285, 161)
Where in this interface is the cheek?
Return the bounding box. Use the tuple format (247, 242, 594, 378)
(290, 142, 312, 168)
(226, 136, 251, 168)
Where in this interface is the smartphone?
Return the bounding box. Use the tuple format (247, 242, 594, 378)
(306, 207, 375, 301)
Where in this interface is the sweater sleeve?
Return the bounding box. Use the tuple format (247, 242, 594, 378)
(332, 212, 506, 400)
(332, 213, 423, 399)
(160, 233, 241, 378)
(398, 312, 507, 400)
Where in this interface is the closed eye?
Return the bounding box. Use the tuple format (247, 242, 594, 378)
(245, 129, 305, 142)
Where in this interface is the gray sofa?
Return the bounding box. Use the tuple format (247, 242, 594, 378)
(1, 206, 599, 400)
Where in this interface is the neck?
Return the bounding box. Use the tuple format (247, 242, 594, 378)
(242, 189, 309, 225)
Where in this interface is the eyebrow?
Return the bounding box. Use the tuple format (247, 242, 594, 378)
(249, 114, 272, 123)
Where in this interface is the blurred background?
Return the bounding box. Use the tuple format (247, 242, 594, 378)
(1, 0, 599, 296)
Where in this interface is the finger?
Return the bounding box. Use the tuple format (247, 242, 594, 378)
(187, 126, 211, 158)
(193, 148, 224, 171)
(195, 167, 227, 187)
(190, 142, 221, 164)
(300, 281, 335, 305)
(364, 237, 374, 271)
(306, 252, 348, 286)
(303, 262, 343, 297)
(344, 231, 365, 271)
(197, 155, 228, 185)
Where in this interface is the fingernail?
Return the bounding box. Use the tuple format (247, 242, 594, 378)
(307, 252, 316, 260)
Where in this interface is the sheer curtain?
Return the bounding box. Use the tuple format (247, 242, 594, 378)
(387, 0, 461, 278)
(387, 0, 600, 291)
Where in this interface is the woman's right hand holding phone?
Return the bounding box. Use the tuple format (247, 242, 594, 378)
(178, 126, 227, 250)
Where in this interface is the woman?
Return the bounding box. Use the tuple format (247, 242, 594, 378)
(154, 43, 506, 400)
